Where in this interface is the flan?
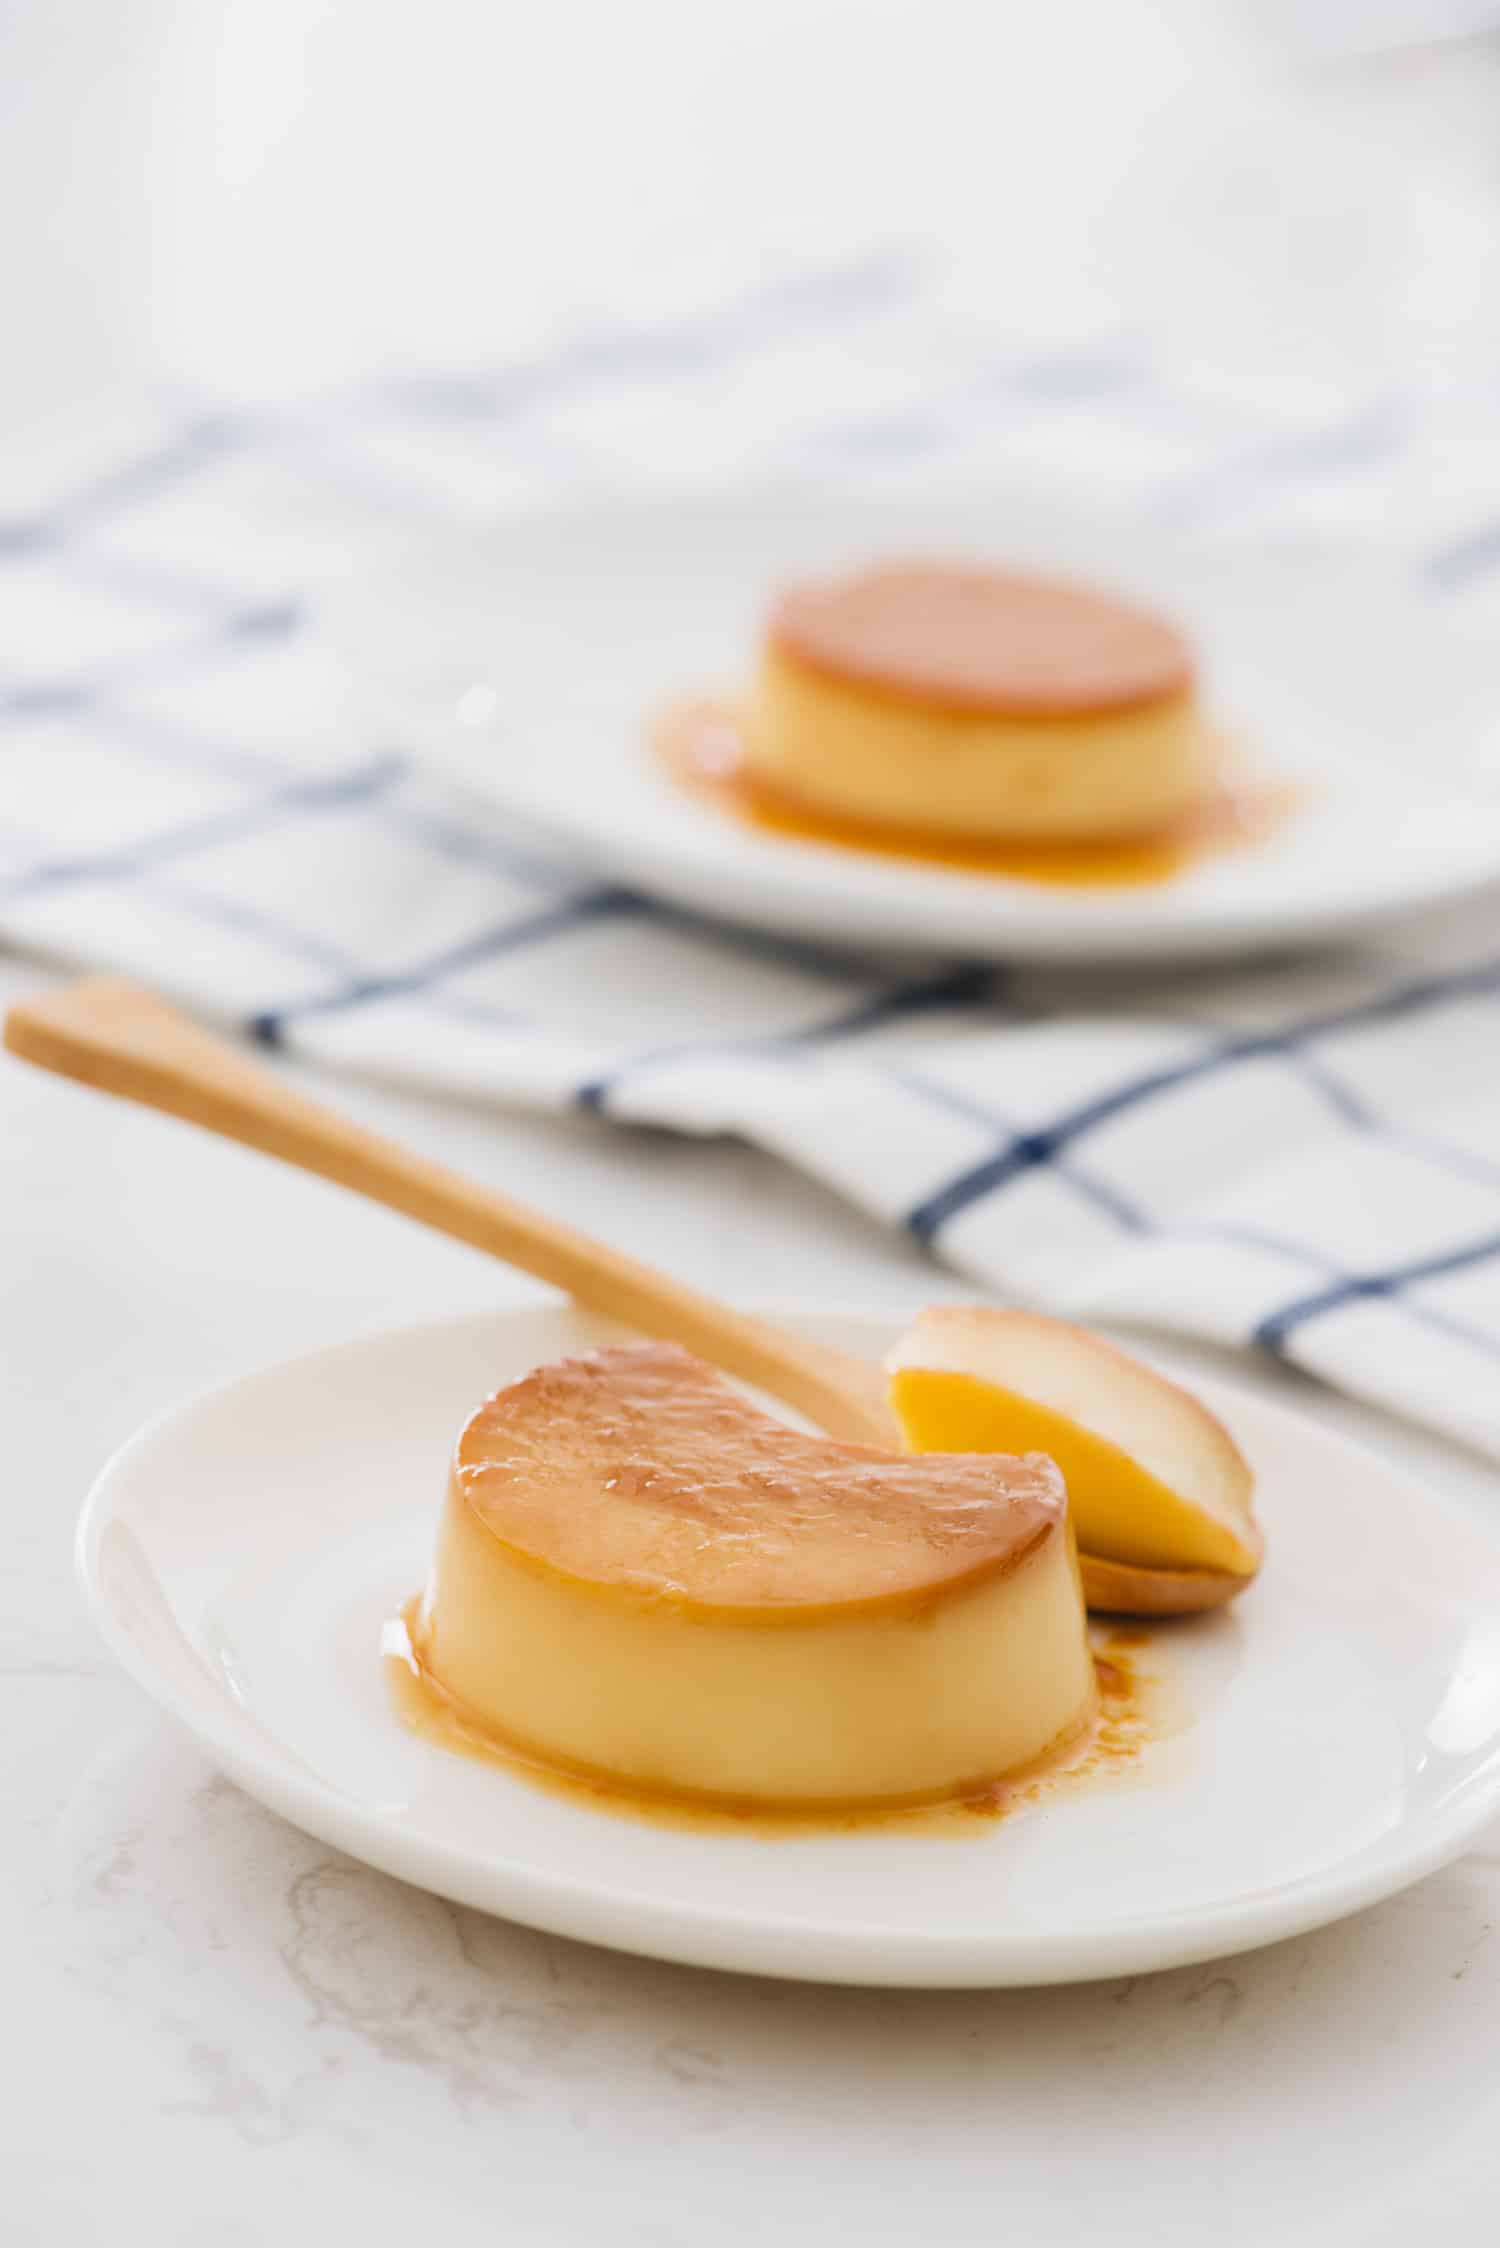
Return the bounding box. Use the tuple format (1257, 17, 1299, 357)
(742, 561, 1213, 842)
(412, 1341, 1097, 1809)
(889, 1307, 1262, 1585)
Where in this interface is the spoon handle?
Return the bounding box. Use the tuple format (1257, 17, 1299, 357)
(4, 977, 894, 1444)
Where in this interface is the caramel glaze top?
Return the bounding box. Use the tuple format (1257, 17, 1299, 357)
(767, 561, 1195, 717)
(453, 1342, 1063, 1613)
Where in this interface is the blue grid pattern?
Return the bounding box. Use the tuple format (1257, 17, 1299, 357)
(4, 263, 1500, 1457)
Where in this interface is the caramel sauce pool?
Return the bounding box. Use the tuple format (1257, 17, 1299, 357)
(653, 697, 1298, 892)
(384, 1603, 1173, 1839)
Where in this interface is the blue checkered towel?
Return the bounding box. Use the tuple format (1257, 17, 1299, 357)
(4, 259, 1500, 1457)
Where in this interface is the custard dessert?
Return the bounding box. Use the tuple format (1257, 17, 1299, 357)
(742, 560, 1213, 843)
(889, 1307, 1262, 1590)
(411, 1341, 1097, 1810)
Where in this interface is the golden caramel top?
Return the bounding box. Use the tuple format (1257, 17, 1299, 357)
(767, 561, 1194, 717)
(453, 1342, 1063, 1610)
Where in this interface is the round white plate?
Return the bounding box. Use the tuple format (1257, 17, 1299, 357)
(79, 1300, 1500, 1988)
(329, 487, 1500, 962)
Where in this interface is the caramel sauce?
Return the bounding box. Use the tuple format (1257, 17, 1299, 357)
(769, 561, 1194, 714)
(384, 1604, 1171, 1839)
(654, 697, 1298, 892)
(454, 1339, 1060, 1612)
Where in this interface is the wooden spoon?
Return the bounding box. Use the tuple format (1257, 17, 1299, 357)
(4, 976, 1242, 1615)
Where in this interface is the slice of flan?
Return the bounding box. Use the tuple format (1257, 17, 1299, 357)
(412, 1341, 1097, 1810)
(888, 1306, 1262, 1585)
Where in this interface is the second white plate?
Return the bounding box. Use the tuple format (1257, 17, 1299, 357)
(78, 1301, 1500, 1987)
(330, 487, 1500, 962)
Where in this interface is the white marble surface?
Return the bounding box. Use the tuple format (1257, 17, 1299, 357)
(6, 936, 1500, 2246)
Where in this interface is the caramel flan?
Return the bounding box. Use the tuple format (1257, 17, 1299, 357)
(411, 1341, 1097, 1810)
(742, 561, 1213, 843)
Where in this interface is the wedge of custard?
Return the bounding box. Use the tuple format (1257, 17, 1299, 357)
(411, 1341, 1098, 1811)
(888, 1307, 1262, 1594)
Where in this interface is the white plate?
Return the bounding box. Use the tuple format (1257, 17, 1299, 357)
(330, 488, 1500, 962)
(79, 1300, 1500, 1988)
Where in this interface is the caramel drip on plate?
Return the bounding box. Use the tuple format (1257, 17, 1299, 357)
(653, 698, 1299, 893)
(384, 1603, 1170, 1839)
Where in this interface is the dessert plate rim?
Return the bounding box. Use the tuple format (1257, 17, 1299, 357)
(75, 1299, 1500, 1989)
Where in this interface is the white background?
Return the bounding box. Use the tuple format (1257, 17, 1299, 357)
(6, 1, 1500, 414)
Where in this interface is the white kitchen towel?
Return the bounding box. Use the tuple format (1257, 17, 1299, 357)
(3, 256, 1500, 1458)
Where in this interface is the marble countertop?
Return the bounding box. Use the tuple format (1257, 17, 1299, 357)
(5, 945, 1500, 2246)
